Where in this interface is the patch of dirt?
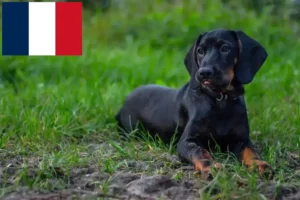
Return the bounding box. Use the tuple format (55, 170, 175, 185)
(3, 173, 201, 200)
(1, 144, 300, 200)
(108, 172, 200, 200)
(3, 173, 300, 200)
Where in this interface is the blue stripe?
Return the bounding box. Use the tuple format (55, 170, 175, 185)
(2, 2, 29, 56)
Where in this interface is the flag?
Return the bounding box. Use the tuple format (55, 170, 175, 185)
(2, 2, 82, 56)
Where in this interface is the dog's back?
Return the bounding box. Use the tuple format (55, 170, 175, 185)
(115, 84, 180, 141)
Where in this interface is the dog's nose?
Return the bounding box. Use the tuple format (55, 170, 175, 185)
(199, 68, 213, 79)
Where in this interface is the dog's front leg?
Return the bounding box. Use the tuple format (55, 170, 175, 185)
(232, 139, 274, 179)
(177, 120, 219, 176)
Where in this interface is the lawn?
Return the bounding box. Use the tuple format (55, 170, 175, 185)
(0, 0, 300, 199)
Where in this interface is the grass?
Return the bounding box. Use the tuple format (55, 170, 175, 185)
(0, 0, 300, 199)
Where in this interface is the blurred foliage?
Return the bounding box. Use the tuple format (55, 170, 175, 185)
(7, 0, 300, 20)
(81, 0, 299, 50)
(1, 0, 299, 89)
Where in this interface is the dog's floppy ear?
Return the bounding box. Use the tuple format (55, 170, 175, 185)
(232, 30, 268, 84)
(184, 33, 205, 75)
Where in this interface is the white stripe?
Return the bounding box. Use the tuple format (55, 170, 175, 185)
(29, 2, 56, 56)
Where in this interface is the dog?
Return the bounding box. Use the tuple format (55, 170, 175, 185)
(115, 28, 273, 178)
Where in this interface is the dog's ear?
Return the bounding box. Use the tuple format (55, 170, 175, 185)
(231, 30, 268, 84)
(184, 33, 205, 75)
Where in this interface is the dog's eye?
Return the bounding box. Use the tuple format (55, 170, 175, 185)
(197, 48, 204, 55)
(221, 45, 230, 53)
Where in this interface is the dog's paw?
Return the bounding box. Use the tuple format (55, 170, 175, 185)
(213, 162, 223, 169)
(193, 161, 211, 173)
(193, 160, 222, 180)
(252, 160, 274, 179)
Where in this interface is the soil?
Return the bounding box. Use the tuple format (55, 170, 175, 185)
(1, 143, 300, 200)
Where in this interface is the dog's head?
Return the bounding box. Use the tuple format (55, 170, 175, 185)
(184, 28, 268, 92)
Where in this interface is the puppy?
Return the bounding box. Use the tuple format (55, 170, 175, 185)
(115, 28, 273, 177)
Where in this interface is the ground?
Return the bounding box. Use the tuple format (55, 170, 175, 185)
(0, 0, 300, 199)
(1, 140, 300, 199)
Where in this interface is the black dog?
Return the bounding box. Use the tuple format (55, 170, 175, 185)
(115, 28, 273, 177)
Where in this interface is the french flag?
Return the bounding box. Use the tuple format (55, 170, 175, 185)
(2, 2, 82, 56)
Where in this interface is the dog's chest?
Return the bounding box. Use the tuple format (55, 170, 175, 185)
(196, 106, 235, 138)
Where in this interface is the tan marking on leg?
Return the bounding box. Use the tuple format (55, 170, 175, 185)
(241, 147, 273, 178)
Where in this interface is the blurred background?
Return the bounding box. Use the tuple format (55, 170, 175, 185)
(0, 0, 299, 149)
(1, 0, 300, 86)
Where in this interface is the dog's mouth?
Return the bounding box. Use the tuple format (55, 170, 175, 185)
(201, 79, 215, 88)
(200, 79, 230, 91)
(203, 80, 212, 85)
(195, 73, 231, 91)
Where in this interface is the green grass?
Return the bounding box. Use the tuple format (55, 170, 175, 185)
(0, 0, 300, 199)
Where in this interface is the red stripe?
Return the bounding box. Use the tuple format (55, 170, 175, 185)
(55, 2, 82, 56)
